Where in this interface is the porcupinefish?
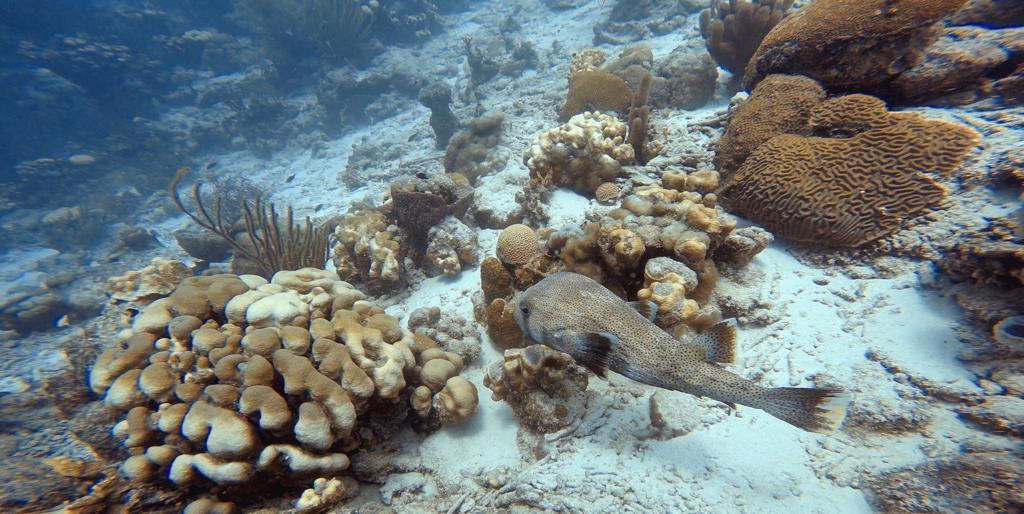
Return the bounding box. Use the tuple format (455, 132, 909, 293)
(513, 272, 850, 433)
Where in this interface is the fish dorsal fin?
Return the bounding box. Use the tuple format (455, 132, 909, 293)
(571, 332, 617, 378)
(692, 318, 738, 364)
(628, 300, 658, 322)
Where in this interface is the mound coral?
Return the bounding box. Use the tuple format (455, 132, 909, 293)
(483, 344, 589, 433)
(595, 182, 622, 204)
(496, 224, 540, 266)
(523, 112, 634, 196)
(443, 112, 507, 184)
(743, 0, 968, 94)
(719, 81, 980, 247)
(560, 70, 634, 121)
(477, 257, 526, 349)
(713, 74, 826, 177)
(90, 267, 478, 508)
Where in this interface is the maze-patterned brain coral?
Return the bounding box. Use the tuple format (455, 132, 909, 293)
(496, 224, 540, 265)
(743, 0, 968, 92)
(720, 109, 979, 247)
(713, 74, 825, 177)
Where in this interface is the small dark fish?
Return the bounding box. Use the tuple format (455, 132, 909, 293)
(286, 173, 296, 183)
(514, 272, 850, 434)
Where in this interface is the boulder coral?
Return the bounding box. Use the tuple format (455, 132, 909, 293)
(524, 112, 635, 196)
(560, 70, 634, 121)
(89, 267, 478, 508)
(495, 224, 540, 266)
(713, 74, 826, 178)
(718, 80, 980, 247)
(743, 0, 971, 99)
(443, 112, 508, 184)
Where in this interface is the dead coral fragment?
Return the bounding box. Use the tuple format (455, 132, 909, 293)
(425, 216, 479, 276)
(483, 344, 589, 433)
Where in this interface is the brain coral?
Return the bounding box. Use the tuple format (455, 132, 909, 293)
(720, 99, 979, 247)
(713, 74, 825, 177)
(744, 0, 969, 92)
(496, 224, 540, 265)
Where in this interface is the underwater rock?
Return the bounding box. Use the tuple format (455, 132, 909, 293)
(593, 0, 701, 45)
(649, 40, 718, 110)
(887, 25, 1024, 104)
(418, 82, 459, 149)
(646, 390, 702, 440)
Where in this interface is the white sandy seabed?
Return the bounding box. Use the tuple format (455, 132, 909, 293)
(124, 2, 1018, 513)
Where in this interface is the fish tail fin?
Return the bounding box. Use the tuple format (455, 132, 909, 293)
(693, 318, 737, 364)
(761, 387, 850, 434)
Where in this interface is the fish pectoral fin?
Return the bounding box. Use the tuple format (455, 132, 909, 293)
(628, 300, 658, 322)
(692, 318, 738, 364)
(568, 332, 617, 378)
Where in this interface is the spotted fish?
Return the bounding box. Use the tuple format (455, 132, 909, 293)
(513, 272, 850, 433)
